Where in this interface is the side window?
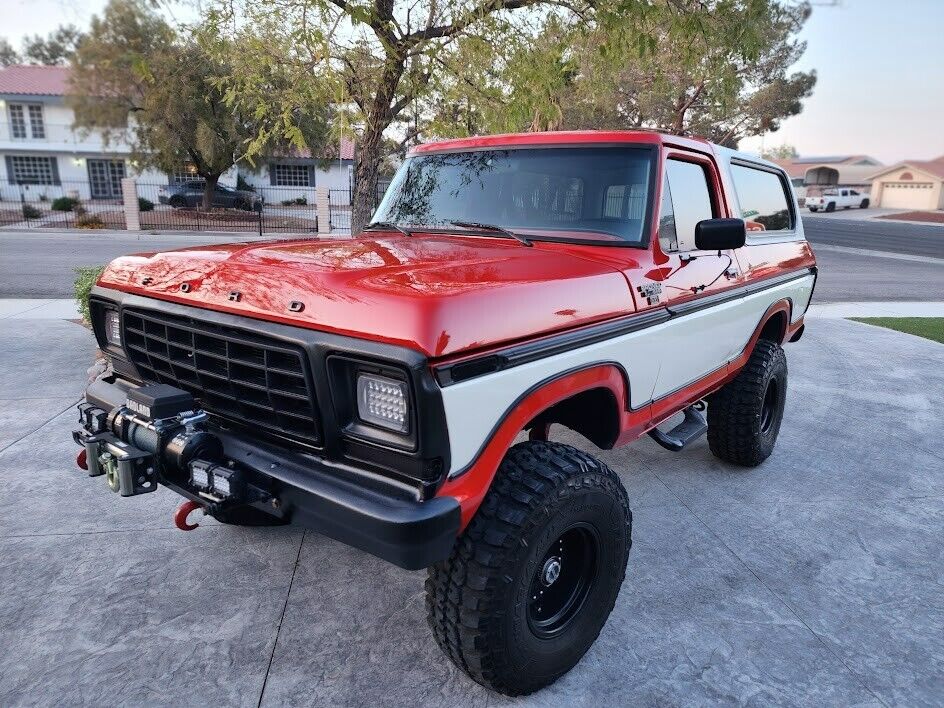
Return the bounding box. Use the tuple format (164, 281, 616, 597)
(730, 164, 793, 232)
(662, 159, 713, 252)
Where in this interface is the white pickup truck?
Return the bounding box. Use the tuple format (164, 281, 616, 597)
(807, 188, 870, 212)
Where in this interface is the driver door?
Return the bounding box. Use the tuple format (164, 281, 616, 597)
(646, 151, 747, 401)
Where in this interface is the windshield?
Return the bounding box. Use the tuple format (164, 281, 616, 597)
(373, 147, 654, 244)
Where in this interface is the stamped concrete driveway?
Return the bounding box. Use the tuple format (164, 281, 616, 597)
(1, 317, 942, 707)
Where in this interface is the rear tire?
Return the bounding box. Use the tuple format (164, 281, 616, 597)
(168, 196, 186, 209)
(426, 441, 631, 696)
(809, 207, 818, 212)
(707, 339, 788, 467)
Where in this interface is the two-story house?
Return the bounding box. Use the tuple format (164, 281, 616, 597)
(0, 65, 355, 206)
(0, 65, 172, 204)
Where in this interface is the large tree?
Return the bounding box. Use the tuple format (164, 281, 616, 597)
(22, 25, 86, 65)
(71, 0, 329, 208)
(202, 0, 778, 234)
(0, 38, 19, 67)
(428, 1, 815, 147)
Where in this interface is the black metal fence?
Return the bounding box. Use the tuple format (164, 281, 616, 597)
(0, 179, 392, 235)
(134, 182, 320, 234)
(0, 180, 123, 229)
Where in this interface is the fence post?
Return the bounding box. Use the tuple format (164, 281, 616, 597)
(316, 186, 331, 235)
(122, 177, 140, 232)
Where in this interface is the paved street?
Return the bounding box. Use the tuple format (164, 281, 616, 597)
(1, 315, 942, 706)
(803, 214, 944, 259)
(0, 230, 306, 298)
(2, 221, 944, 301)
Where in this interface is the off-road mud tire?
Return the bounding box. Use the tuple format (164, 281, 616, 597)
(707, 339, 788, 467)
(426, 441, 631, 696)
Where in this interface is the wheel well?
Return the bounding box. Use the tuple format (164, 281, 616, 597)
(758, 310, 787, 344)
(525, 387, 621, 449)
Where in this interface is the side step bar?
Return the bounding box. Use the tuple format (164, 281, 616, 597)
(647, 405, 708, 452)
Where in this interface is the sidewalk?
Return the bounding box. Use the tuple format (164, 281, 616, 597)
(0, 299, 81, 320)
(806, 301, 944, 318)
(3, 298, 943, 323)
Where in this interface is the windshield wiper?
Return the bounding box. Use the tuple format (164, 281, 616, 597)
(363, 221, 412, 237)
(449, 220, 533, 247)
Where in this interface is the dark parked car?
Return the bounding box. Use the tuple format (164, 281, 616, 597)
(158, 181, 262, 211)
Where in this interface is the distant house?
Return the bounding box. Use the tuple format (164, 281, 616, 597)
(240, 140, 355, 204)
(769, 155, 883, 201)
(0, 64, 354, 204)
(867, 157, 944, 210)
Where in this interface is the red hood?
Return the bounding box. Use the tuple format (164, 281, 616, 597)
(98, 234, 636, 358)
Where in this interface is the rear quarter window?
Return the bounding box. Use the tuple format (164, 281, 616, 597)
(731, 164, 794, 233)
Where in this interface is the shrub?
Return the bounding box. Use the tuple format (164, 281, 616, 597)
(74, 265, 106, 322)
(138, 197, 155, 212)
(76, 213, 106, 229)
(281, 197, 307, 206)
(52, 196, 79, 212)
(22, 204, 42, 219)
(74, 204, 88, 216)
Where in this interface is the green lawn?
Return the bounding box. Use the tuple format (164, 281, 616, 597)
(849, 317, 944, 344)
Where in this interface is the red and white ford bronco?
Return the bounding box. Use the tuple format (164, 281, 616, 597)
(74, 130, 816, 695)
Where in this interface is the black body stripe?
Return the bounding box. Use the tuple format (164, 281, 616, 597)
(434, 267, 814, 387)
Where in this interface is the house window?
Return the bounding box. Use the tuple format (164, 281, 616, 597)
(8, 103, 45, 139)
(28, 105, 45, 139)
(9, 105, 27, 138)
(169, 164, 200, 185)
(7, 155, 60, 185)
(272, 164, 311, 187)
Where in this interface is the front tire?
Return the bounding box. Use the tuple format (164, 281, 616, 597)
(707, 339, 788, 467)
(825, 201, 836, 212)
(426, 441, 631, 696)
(860, 199, 870, 208)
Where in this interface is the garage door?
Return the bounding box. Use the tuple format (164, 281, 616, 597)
(880, 182, 934, 209)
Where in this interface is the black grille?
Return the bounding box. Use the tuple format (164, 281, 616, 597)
(122, 308, 321, 447)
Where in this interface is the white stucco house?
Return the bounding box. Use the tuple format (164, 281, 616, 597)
(867, 157, 944, 210)
(0, 65, 353, 205)
(1, 66, 165, 203)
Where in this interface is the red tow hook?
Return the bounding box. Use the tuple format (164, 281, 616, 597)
(174, 500, 204, 531)
(76, 449, 88, 470)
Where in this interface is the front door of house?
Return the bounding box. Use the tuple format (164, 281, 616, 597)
(87, 159, 126, 199)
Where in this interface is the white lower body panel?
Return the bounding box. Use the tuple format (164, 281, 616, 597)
(441, 274, 814, 475)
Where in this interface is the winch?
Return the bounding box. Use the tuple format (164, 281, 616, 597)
(73, 384, 223, 497)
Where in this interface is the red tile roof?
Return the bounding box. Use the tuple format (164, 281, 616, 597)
(277, 138, 355, 161)
(0, 65, 71, 96)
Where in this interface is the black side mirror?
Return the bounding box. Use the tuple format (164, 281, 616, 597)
(695, 218, 746, 250)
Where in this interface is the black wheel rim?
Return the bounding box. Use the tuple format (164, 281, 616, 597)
(527, 524, 599, 639)
(761, 378, 779, 434)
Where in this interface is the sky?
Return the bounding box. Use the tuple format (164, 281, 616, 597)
(2, 0, 942, 165)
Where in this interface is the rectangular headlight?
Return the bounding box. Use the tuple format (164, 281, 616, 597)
(356, 373, 409, 433)
(104, 308, 121, 346)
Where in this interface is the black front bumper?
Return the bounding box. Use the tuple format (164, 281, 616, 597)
(82, 377, 460, 570)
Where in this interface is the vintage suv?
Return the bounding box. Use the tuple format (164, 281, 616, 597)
(73, 131, 816, 696)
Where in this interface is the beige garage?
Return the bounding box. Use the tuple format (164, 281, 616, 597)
(868, 158, 944, 210)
